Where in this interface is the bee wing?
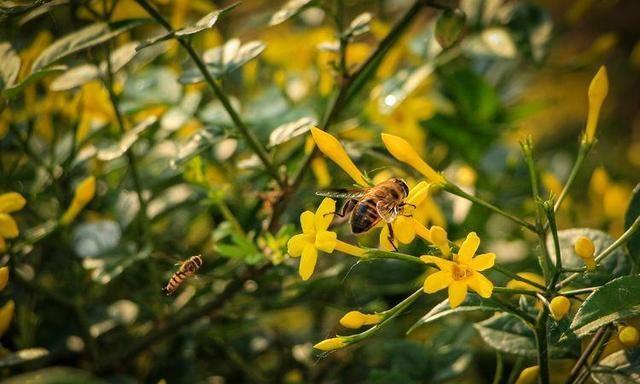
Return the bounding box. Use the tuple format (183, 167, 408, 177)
(376, 201, 399, 223)
(315, 188, 368, 199)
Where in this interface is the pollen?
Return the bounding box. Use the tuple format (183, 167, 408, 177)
(451, 264, 473, 281)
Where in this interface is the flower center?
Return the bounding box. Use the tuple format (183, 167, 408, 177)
(452, 264, 473, 281)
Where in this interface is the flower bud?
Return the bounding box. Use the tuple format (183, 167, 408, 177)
(0, 267, 8, 291)
(618, 325, 640, 348)
(549, 296, 571, 321)
(340, 310, 382, 329)
(0, 192, 26, 213)
(574, 236, 596, 270)
(314, 337, 347, 351)
(429, 226, 450, 256)
(584, 66, 609, 143)
(0, 300, 14, 336)
(60, 176, 96, 225)
(381, 133, 445, 185)
(435, 8, 466, 49)
(310, 128, 369, 187)
(515, 366, 539, 384)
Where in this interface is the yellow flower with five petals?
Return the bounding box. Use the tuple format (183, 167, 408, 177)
(287, 198, 364, 280)
(0, 192, 26, 253)
(421, 232, 495, 308)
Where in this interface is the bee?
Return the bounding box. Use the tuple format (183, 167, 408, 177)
(316, 178, 415, 250)
(162, 255, 203, 295)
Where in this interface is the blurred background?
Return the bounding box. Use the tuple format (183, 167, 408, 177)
(0, 0, 639, 382)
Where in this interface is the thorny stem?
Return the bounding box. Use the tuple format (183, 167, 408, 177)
(103, 44, 151, 242)
(565, 325, 609, 384)
(133, 0, 285, 189)
(444, 183, 539, 233)
(556, 215, 640, 289)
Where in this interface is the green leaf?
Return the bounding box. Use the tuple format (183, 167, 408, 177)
(179, 39, 266, 84)
(344, 12, 372, 38)
(547, 228, 631, 287)
(269, 0, 314, 26)
(18, 0, 68, 26)
(625, 183, 640, 268)
(49, 64, 99, 92)
(31, 19, 147, 73)
(475, 313, 578, 357)
(2, 367, 107, 384)
(268, 116, 316, 148)
(591, 349, 640, 384)
(0, 348, 48, 368)
(2, 65, 67, 98)
(174, 9, 223, 37)
(0, 42, 21, 91)
(408, 296, 501, 333)
(96, 116, 157, 161)
(570, 276, 640, 337)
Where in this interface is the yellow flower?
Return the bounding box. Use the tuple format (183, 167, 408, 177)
(0, 300, 14, 337)
(0, 192, 26, 253)
(584, 66, 608, 144)
(60, 176, 96, 226)
(340, 310, 382, 329)
(429, 225, 450, 257)
(515, 366, 539, 384)
(618, 325, 640, 348)
(421, 232, 495, 308)
(381, 133, 446, 185)
(287, 198, 365, 280)
(0, 267, 8, 291)
(549, 296, 571, 321)
(310, 127, 369, 187)
(506, 272, 546, 292)
(379, 181, 435, 250)
(314, 336, 348, 351)
(574, 236, 596, 271)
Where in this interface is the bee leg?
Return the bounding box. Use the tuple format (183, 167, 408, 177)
(399, 202, 417, 209)
(324, 199, 356, 218)
(386, 223, 399, 252)
(400, 214, 413, 217)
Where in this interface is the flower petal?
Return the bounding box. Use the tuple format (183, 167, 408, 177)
(467, 273, 494, 298)
(457, 232, 480, 264)
(406, 181, 430, 206)
(300, 211, 315, 234)
(288, 234, 311, 257)
(315, 198, 336, 230)
(394, 217, 416, 244)
(0, 193, 26, 214)
(423, 270, 452, 293)
(315, 230, 337, 253)
(0, 214, 19, 239)
(448, 281, 468, 308)
(381, 133, 445, 184)
(469, 252, 496, 271)
(311, 127, 369, 187)
(378, 225, 395, 251)
(420, 255, 454, 271)
(299, 244, 318, 280)
(0, 237, 6, 253)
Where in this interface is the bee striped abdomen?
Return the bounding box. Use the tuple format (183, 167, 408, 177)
(162, 255, 203, 296)
(351, 197, 380, 233)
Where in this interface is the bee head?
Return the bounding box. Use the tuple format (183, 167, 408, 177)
(392, 178, 409, 197)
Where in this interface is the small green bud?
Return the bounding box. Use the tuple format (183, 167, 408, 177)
(435, 8, 466, 49)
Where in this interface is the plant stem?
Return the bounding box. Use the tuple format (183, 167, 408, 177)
(554, 141, 592, 213)
(560, 287, 597, 296)
(556, 215, 640, 289)
(444, 183, 538, 233)
(507, 355, 525, 384)
(493, 287, 539, 297)
(103, 44, 151, 242)
(565, 326, 609, 384)
(534, 307, 551, 384)
(492, 352, 504, 384)
(491, 264, 547, 291)
(575, 326, 612, 384)
(489, 296, 536, 325)
(545, 203, 562, 290)
(133, 0, 285, 189)
(363, 248, 426, 264)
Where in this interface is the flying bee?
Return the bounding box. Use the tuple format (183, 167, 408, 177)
(316, 178, 415, 250)
(162, 255, 203, 296)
